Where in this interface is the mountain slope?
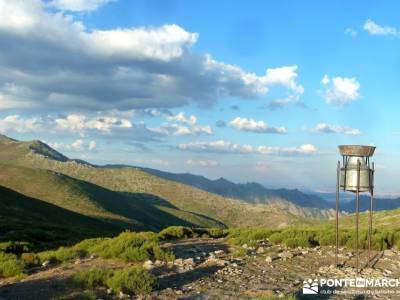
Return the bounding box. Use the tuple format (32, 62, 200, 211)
(0, 185, 120, 248)
(138, 167, 332, 209)
(0, 136, 318, 228)
(0, 164, 223, 231)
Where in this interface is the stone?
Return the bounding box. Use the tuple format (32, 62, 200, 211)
(242, 244, 248, 249)
(214, 250, 225, 256)
(119, 291, 126, 299)
(174, 258, 184, 266)
(184, 258, 195, 266)
(107, 288, 113, 295)
(74, 259, 82, 265)
(265, 256, 273, 263)
(89, 253, 97, 259)
(143, 260, 154, 270)
(278, 251, 293, 259)
(42, 260, 51, 268)
(256, 247, 265, 254)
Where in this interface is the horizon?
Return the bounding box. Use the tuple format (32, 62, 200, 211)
(1, 1, 400, 193)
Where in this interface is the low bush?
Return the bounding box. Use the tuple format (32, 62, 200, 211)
(106, 267, 156, 295)
(226, 228, 276, 246)
(73, 266, 156, 295)
(158, 226, 193, 240)
(0, 252, 25, 278)
(73, 267, 112, 289)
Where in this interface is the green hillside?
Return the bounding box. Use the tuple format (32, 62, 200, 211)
(0, 185, 120, 249)
(0, 135, 311, 229)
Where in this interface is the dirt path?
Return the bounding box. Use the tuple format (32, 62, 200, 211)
(1, 238, 400, 299)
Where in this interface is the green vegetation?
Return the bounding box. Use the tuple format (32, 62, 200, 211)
(73, 266, 156, 295)
(225, 226, 400, 251)
(0, 136, 312, 231)
(0, 252, 25, 278)
(158, 226, 228, 240)
(0, 231, 173, 279)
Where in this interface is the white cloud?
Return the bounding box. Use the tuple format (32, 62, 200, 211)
(0, 1, 304, 111)
(55, 114, 132, 135)
(154, 123, 212, 136)
(186, 159, 219, 167)
(254, 161, 269, 172)
(263, 65, 304, 95)
(229, 117, 287, 134)
(152, 112, 212, 136)
(320, 75, 360, 105)
(363, 19, 398, 36)
(178, 140, 254, 154)
(311, 123, 361, 136)
(167, 112, 197, 126)
(50, 0, 114, 12)
(0, 115, 43, 133)
(178, 140, 317, 156)
(50, 138, 97, 152)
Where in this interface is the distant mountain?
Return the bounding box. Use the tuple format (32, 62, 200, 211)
(0, 134, 324, 242)
(139, 167, 332, 209)
(341, 195, 400, 213)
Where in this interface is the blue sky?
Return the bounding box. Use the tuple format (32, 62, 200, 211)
(0, 0, 400, 194)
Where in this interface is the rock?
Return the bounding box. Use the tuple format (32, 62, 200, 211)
(184, 258, 195, 266)
(154, 260, 164, 266)
(107, 288, 113, 295)
(41, 260, 51, 267)
(143, 260, 154, 270)
(74, 259, 82, 265)
(242, 244, 248, 249)
(174, 258, 184, 266)
(384, 249, 395, 256)
(214, 250, 225, 256)
(265, 256, 273, 263)
(278, 251, 293, 259)
(89, 253, 97, 259)
(175, 290, 183, 295)
(256, 247, 265, 254)
(119, 291, 127, 299)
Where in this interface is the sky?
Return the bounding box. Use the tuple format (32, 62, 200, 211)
(0, 0, 400, 194)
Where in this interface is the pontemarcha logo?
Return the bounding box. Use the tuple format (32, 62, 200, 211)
(303, 279, 319, 294)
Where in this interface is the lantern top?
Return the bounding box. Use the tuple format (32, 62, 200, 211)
(338, 145, 376, 157)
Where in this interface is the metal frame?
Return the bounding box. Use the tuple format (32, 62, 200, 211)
(335, 154, 375, 274)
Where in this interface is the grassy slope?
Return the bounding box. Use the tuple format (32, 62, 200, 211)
(0, 137, 309, 228)
(0, 185, 121, 248)
(0, 164, 223, 231)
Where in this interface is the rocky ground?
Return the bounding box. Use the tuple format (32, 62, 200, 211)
(1, 238, 400, 299)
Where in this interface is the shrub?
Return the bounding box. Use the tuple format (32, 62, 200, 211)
(106, 267, 156, 295)
(73, 267, 112, 289)
(226, 228, 276, 247)
(37, 247, 86, 264)
(206, 228, 228, 238)
(158, 226, 193, 240)
(0, 241, 31, 255)
(20, 253, 40, 267)
(0, 252, 25, 278)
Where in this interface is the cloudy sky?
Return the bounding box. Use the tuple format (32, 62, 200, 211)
(0, 0, 399, 194)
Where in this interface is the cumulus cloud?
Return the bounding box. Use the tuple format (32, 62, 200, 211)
(229, 117, 287, 134)
(311, 123, 361, 136)
(49, 0, 114, 11)
(152, 112, 212, 136)
(267, 94, 306, 111)
(320, 75, 360, 105)
(363, 19, 398, 36)
(0, 112, 163, 142)
(50, 138, 97, 152)
(0, 115, 44, 133)
(0, 0, 304, 112)
(55, 114, 132, 135)
(178, 140, 317, 156)
(186, 159, 219, 167)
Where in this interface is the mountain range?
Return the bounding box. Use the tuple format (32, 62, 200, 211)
(1, 134, 400, 247)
